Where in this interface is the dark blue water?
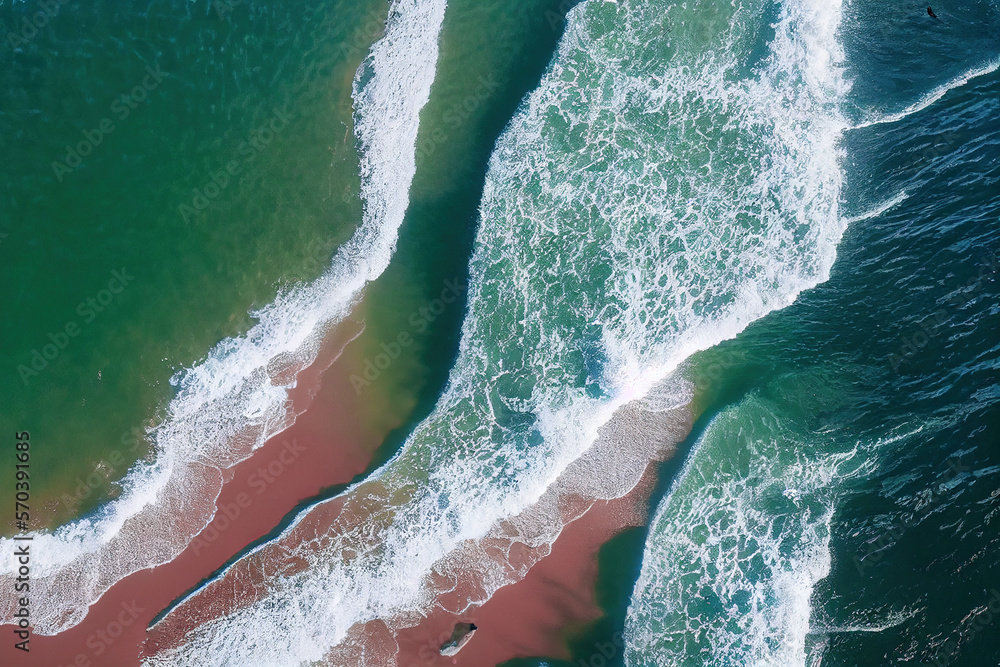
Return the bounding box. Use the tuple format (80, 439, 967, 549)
(520, 3, 1000, 666)
(805, 5, 1000, 661)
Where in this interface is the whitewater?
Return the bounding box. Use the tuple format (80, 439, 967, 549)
(142, 0, 854, 663)
(0, 0, 449, 636)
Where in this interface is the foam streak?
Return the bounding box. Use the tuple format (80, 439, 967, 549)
(0, 0, 445, 635)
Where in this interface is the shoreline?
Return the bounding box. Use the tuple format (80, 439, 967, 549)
(389, 398, 695, 667)
(0, 312, 392, 666)
(392, 465, 661, 667)
(4, 310, 695, 667)
(143, 395, 693, 666)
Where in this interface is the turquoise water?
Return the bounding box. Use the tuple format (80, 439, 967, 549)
(624, 3, 1000, 665)
(499, 3, 1000, 666)
(3, 0, 1000, 665)
(0, 0, 380, 521)
(142, 0, 852, 661)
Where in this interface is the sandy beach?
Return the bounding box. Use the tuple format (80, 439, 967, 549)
(1, 315, 388, 667)
(392, 467, 659, 667)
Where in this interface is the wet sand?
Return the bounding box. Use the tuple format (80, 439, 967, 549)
(4, 308, 687, 667)
(141, 398, 690, 666)
(143, 462, 661, 667)
(0, 316, 390, 667)
(393, 468, 658, 667)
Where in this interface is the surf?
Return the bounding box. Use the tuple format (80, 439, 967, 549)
(142, 0, 853, 662)
(0, 0, 449, 636)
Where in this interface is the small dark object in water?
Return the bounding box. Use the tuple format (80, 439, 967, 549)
(440, 622, 478, 656)
(927, 6, 940, 20)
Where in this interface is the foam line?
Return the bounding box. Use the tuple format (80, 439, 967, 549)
(842, 190, 909, 225)
(141, 0, 855, 662)
(851, 58, 1000, 130)
(0, 0, 446, 636)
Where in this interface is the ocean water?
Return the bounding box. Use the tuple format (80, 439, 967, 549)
(3, 0, 999, 665)
(1, 0, 445, 635)
(0, 0, 385, 520)
(623, 2, 1000, 665)
(145, 0, 852, 661)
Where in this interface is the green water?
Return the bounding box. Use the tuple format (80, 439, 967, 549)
(0, 0, 585, 531)
(355, 0, 584, 442)
(0, 0, 385, 525)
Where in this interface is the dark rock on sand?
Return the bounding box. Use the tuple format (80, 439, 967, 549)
(440, 622, 478, 656)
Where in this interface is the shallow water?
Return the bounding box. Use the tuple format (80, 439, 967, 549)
(2, 0, 998, 664)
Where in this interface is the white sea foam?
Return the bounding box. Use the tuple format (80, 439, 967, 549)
(624, 394, 866, 667)
(142, 0, 854, 662)
(0, 0, 445, 635)
(842, 190, 908, 225)
(623, 0, 853, 661)
(851, 58, 1000, 129)
(817, 605, 923, 635)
